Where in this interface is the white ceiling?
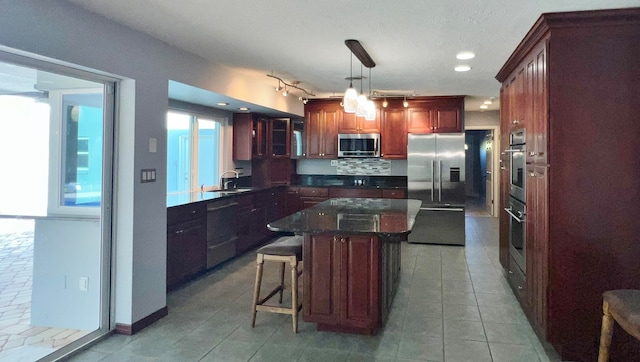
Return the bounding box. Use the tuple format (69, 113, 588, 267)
(59, 0, 638, 113)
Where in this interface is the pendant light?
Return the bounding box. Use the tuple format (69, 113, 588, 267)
(356, 64, 368, 117)
(343, 52, 358, 113)
(365, 67, 376, 120)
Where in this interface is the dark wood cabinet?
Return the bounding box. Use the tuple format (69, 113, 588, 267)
(433, 104, 462, 133)
(298, 187, 329, 209)
(285, 187, 302, 215)
(496, 9, 640, 361)
(166, 203, 207, 291)
(303, 234, 380, 332)
(525, 164, 548, 334)
(381, 189, 406, 199)
(328, 188, 380, 199)
(269, 118, 290, 158)
(380, 108, 407, 159)
(407, 97, 464, 134)
(306, 102, 339, 159)
(233, 113, 291, 160)
(236, 193, 267, 254)
(339, 111, 380, 134)
(407, 107, 432, 133)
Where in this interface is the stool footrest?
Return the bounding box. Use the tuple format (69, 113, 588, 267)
(255, 304, 302, 315)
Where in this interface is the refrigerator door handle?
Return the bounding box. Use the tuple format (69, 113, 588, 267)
(431, 160, 435, 202)
(439, 160, 443, 202)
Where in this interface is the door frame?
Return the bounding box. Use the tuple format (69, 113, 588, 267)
(0, 48, 118, 361)
(465, 125, 500, 217)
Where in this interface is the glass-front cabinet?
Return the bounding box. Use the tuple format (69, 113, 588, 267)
(270, 118, 290, 158)
(291, 118, 305, 158)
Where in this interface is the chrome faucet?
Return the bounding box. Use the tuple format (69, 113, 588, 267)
(220, 170, 239, 190)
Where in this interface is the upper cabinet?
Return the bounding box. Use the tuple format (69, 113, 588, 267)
(233, 113, 291, 160)
(380, 107, 407, 159)
(269, 118, 290, 158)
(305, 101, 339, 159)
(406, 97, 464, 134)
(339, 111, 381, 134)
(291, 118, 306, 158)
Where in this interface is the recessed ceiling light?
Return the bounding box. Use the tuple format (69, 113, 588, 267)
(480, 104, 488, 109)
(483, 100, 493, 105)
(455, 65, 471, 72)
(456, 51, 475, 60)
(216, 102, 229, 106)
(239, 107, 250, 111)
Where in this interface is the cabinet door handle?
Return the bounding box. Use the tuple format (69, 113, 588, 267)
(529, 151, 537, 156)
(512, 119, 519, 125)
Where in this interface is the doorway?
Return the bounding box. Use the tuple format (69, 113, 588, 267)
(0, 55, 115, 361)
(465, 129, 496, 216)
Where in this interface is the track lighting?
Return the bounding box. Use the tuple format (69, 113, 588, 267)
(382, 98, 388, 108)
(403, 95, 408, 108)
(266, 72, 315, 104)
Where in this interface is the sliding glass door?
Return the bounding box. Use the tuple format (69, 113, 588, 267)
(0, 54, 115, 361)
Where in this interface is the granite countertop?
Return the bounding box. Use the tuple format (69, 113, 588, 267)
(268, 198, 422, 235)
(166, 188, 255, 208)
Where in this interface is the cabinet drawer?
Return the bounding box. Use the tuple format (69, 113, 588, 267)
(329, 188, 381, 198)
(168, 202, 206, 226)
(381, 189, 407, 199)
(299, 187, 329, 197)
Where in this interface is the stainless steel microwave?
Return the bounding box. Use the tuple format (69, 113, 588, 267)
(337, 133, 380, 158)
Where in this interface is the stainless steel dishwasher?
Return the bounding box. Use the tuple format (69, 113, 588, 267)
(206, 198, 238, 268)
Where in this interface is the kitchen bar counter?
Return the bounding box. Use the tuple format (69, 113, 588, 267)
(268, 198, 420, 236)
(268, 198, 421, 335)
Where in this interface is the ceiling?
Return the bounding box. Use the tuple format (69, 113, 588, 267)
(16, 1, 640, 113)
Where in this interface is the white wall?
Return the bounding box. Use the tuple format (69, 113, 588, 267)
(465, 110, 500, 128)
(0, 0, 302, 327)
(32, 218, 101, 330)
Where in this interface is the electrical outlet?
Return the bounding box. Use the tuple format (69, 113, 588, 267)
(330, 160, 337, 166)
(79, 277, 89, 292)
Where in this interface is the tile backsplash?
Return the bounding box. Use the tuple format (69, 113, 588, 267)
(336, 158, 391, 176)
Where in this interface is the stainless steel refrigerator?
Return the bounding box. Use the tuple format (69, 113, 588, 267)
(407, 133, 466, 245)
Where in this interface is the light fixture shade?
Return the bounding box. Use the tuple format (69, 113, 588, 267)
(343, 87, 358, 113)
(365, 99, 376, 120)
(356, 94, 368, 117)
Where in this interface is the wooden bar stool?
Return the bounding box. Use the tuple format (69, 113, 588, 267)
(598, 289, 640, 362)
(251, 235, 303, 332)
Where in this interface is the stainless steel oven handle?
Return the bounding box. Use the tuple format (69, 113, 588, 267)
(504, 207, 525, 223)
(503, 149, 525, 153)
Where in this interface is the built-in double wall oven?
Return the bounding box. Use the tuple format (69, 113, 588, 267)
(505, 129, 527, 274)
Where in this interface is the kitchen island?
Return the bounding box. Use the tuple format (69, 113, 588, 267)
(268, 198, 421, 334)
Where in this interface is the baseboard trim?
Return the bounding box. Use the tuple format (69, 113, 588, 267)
(115, 306, 168, 335)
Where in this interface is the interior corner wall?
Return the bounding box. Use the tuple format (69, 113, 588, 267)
(465, 110, 500, 128)
(0, 0, 300, 327)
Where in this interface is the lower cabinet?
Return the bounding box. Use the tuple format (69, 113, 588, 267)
(166, 218, 206, 291)
(236, 193, 267, 254)
(298, 187, 329, 209)
(303, 234, 380, 332)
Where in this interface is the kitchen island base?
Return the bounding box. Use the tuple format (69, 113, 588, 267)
(302, 233, 402, 335)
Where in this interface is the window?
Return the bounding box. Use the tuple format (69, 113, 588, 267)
(61, 93, 104, 207)
(166, 110, 223, 194)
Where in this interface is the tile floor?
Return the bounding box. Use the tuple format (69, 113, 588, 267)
(0, 219, 90, 361)
(66, 212, 558, 362)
